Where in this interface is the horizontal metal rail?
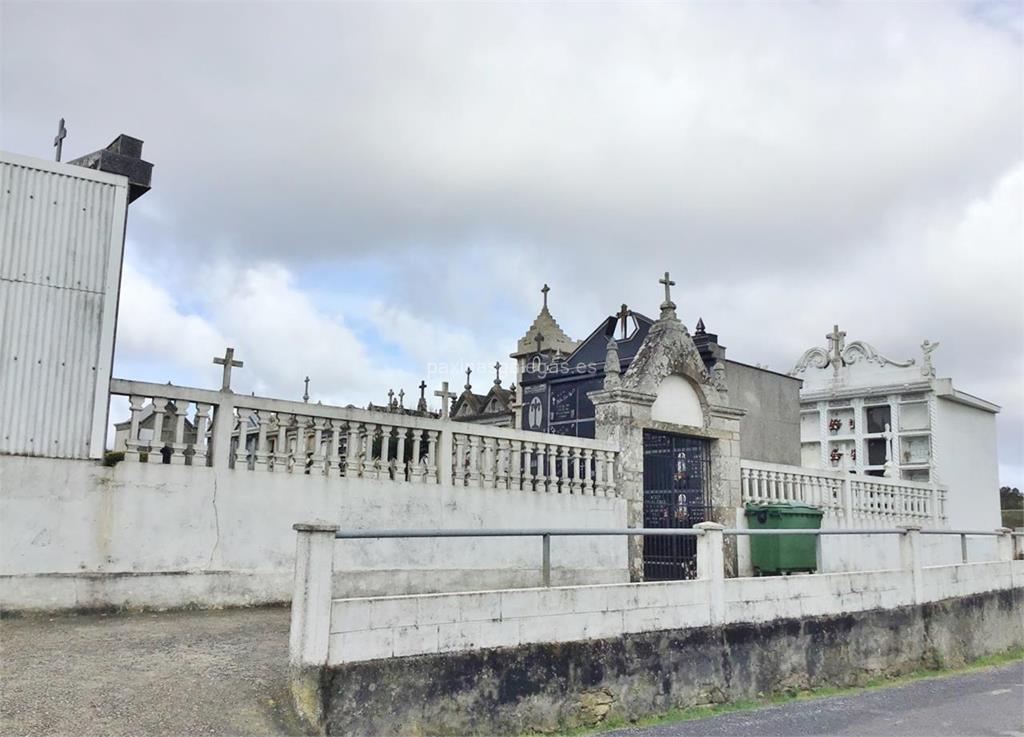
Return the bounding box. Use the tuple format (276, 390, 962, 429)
(332, 527, 998, 540)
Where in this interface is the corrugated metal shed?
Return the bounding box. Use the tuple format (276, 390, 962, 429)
(1, 151, 129, 459)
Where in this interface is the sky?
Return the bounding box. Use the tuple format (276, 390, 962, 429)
(2, 1, 1021, 484)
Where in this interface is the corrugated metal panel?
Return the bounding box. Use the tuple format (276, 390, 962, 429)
(0, 152, 128, 459)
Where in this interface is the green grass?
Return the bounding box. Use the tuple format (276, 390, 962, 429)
(530, 647, 1024, 737)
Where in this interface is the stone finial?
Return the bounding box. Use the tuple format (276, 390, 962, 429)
(921, 339, 939, 378)
(303, 376, 310, 403)
(603, 338, 622, 389)
(541, 283, 550, 309)
(494, 361, 502, 386)
(417, 380, 428, 412)
(695, 318, 706, 336)
(658, 271, 677, 320)
(464, 366, 473, 391)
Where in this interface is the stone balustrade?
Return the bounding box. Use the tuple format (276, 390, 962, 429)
(109, 379, 619, 495)
(740, 459, 947, 527)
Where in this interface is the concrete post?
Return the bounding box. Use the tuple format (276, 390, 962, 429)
(734, 508, 753, 577)
(995, 528, 1014, 562)
(696, 522, 726, 626)
(437, 425, 453, 486)
(1014, 529, 1024, 561)
(898, 525, 923, 606)
(288, 522, 338, 734)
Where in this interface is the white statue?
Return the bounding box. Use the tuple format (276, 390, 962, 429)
(920, 340, 939, 378)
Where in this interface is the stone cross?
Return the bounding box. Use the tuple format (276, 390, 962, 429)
(303, 376, 310, 403)
(398, 389, 405, 408)
(534, 333, 545, 355)
(493, 361, 502, 385)
(615, 304, 630, 340)
(826, 324, 846, 367)
(464, 366, 472, 390)
(54, 118, 67, 162)
(659, 271, 675, 305)
(417, 380, 428, 412)
(387, 389, 394, 408)
(541, 283, 550, 309)
(434, 381, 455, 419)
(213, 347, 243, 392)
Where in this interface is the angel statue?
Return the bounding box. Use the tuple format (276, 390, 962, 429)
(921, 340, 940, 378)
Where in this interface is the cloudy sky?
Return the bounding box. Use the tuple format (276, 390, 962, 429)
(2, 1, 1021, 483)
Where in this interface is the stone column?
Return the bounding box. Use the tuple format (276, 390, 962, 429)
(590, 386, 655, 582)
(695, 522, 726, 625)
(707, 404, 745, 576)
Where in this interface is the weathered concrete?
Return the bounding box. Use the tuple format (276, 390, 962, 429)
(322, 588, 1024, 736)
(725, 360, 801, 466)
(0, 454, 627, 612)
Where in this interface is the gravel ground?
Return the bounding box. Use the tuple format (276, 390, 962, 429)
(0, 606, 303, 737)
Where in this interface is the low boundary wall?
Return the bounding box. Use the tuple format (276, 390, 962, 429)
(0, 455, 627, 612)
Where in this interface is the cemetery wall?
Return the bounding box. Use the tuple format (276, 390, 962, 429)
(322, 566, 1023, 735)
(936, 395, 1001, 531)
(0, 455, 628, 612)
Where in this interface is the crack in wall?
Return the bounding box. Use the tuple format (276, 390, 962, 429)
(207, 475, 221, 569)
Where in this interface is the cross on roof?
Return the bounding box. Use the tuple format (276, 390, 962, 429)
(303, 376, 310, 403)
(434, 381, 455, 419)
(826, 324, 847, 366)
(541, 284, 550, 309)
(387, 388, 395, 406)
(54, 118, 67, 162)
(615, 303, 631, 340)
(464, 366, 473, 390)
(418, 380, 427, 398)
(398, 389, 405, 407)
(494, 361, 502, 385)
(213, 347, 243, 392)
(534, 333, 545, 355)
(659, 271, 676, 305)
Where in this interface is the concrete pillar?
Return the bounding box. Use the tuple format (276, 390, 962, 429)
(1014, 528, 1024, 561)
(209, 391, 235, 470)
(696, 522, 726, 625)
(437, 425, 453, 486)
(289, 523, 338, 668)
(898, 525, 923, 606)
(995, 528, 1014, 562)
(734, 507, 753, 577)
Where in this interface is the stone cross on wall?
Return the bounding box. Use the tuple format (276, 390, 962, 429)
(213, 348, 243, 392)
(659, 272, 675, 305)
(541, 283, 550, 309)
(826, 324, 847, 370)
(417, 380, 428, 412)
(434, 381, 455, 419)
(398, 389, 405, 408)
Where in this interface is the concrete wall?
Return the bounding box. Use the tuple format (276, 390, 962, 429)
(325, 560, 1021, 665)
(725, 361, 801, 466)
(937, 396, 1001, 531)
(323, 582, 1023, 735)
(0, 455, 627, 612)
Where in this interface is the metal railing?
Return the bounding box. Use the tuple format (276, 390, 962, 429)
(334, 526, 1020, 587)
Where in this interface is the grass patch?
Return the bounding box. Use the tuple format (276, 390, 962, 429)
(532, 647, 1024, 736)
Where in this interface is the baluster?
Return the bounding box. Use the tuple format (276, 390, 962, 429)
(482, 437, 496, 488)
(123, 395, 145, 462)
(191, 402, 211, 467)
(322, 419, 338, 478)
(544, 443, 556, 493)
(167, 401, 188, 465)
(252, 408, 271, 471)
(510, 439, 523, 491)
(362, 422, 375, 478)
(274, 413, 292, 472)
(395, 426, 408, 481)
(467, 435, 482, 487)
(597, 450, 611, 496)
(450, 434, 463, 486)
(606, 450, 617, 496)
(522, 442, 536, 491)
(147, 399, 167, 464)
(556, 445, 568, 493)
(581, 448, 593, 495)
(570, 447, 583, 494)
(410, 430, 424, 483)
(309, 417, 327, 475)
(345, 421, 362, 477)
(495, 439, 508, 489)
(424, 430, 439, 484)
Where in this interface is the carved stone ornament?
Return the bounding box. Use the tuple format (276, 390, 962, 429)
(622, 310, 712, 396)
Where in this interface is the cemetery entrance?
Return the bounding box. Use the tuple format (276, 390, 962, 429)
(642, 430, 712, 580)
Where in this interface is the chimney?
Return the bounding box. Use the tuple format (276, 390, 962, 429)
(68, 135, 153, 203)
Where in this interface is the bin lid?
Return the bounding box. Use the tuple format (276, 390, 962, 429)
(744, 501, 824, 514)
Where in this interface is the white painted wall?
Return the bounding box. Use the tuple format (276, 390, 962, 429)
(325, 559, 1023, 664)
(650, 375, 704, 426)
(937, 396, 1001, 532)
(0, 455, 627, 612)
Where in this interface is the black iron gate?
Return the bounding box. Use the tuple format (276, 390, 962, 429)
(642, 430, 712, 580)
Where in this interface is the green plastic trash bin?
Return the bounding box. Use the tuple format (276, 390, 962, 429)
(744, 502, 824, 575)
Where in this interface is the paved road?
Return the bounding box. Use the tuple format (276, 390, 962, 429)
(1, 607, 302, 737)
(608, 662, 1024, 737)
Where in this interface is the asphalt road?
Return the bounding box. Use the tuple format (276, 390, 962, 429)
(608, 662, 1024, 737)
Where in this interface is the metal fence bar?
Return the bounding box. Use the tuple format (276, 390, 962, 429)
(332, 527, 994, 540)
